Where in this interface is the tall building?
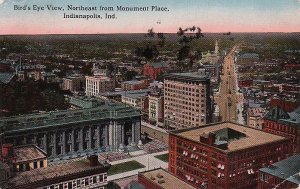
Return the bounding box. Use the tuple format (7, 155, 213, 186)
(85, 76, 114, 97)
(263, 106, 300, 154)
(164, 70, 211, 130)
(148, 92, 164, 125)
(258, 154, 300, 189)
(168, 122, 292, 189)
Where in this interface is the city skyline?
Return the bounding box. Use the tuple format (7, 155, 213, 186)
(0, 0, 299, 34)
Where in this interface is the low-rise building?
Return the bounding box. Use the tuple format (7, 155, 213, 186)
(3, 156, 110, 189)
(143, 62, 169, 80)
(247, 107, 266, 130)
(258, 154, 300, 189)
(121, 80, 149, 91)
(138, 168, 195, 189)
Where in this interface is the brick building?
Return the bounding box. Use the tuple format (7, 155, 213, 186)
(263, 106, 300, 153)
(258, 154, 300, 189)
(143, 62, 168, 80)
(164, 70, 211, 130)
(270, 97, 300, 113)
(168, 122, 292, 189)
(121, 79, 149, 91)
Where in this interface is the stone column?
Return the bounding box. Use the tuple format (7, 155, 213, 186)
(53, 133, 57, 156)
(105, 124, 109, 148)
(121, 124, 125, 145)
(43, 133, 47, 152)
(71, 130, 75, 153)
(131, 122, 136, 145)
(61, 131, 66, 155)
(79, 128, 83, 151)
(96, 126, 100, 149)
(88, 127, 92, 150)
(109, 121, 114, 149)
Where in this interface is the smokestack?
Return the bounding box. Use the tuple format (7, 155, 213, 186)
(2, 144, 14, 161)
(87, 155, 99, 166)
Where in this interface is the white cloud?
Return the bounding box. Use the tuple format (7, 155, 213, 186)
(0, 0, 5, 5)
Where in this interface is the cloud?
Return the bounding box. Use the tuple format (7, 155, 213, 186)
(0, 0, 5, 5)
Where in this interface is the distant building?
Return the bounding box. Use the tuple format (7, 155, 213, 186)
(263, 106, 300, 153)
(62, 75, 85, 93)
(138, 168, 195, 189)
(164, 70, 211, 130)
(121, 79, 149, 91)
(143, 62, 169, 80)
(270, 97, 300, 113)
(247, 107, 266, 130)
(85, 76, 114, 96)
(121, 90, 149, 110)
(4, 156, 110, 189)
(148, 92, 164, 125)
(237, 53, 259, 65)
(258, 154, 300, 189)
(41, 72, 59, 83)
(169, 122, 292, 189)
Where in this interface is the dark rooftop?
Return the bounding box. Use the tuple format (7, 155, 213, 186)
(14, 145, 47, 163)
(260, 154, 300, 184)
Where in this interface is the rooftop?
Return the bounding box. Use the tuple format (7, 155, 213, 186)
(14, 145, 47, 163)
(0, 99, 140, 133)
(238, 53, 259, 59)
(172, 122, 286, 152)
(165, 71, 210, 83)
(139, 168, 195, 189)
(260, 154, 300, 184)
(0, 72, 15, 84)
(148, 62, 169, 68)
(7, 158, 110, 188)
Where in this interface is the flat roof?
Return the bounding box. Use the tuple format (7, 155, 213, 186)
(164, 72, 210, 83)
(260, 154, 300, 184)
(8, 159, 109, 187)
(14, 145, 47, 163)
(173, 122, 286, 152)
(139, 168, 195, 189)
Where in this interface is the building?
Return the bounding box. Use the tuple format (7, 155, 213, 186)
(0, 97, 141, 160)
(41, 72, 59, 83)
(143, 62, 169, 80)
(86, 76, 115, 96)
(247, 107, 266, 130)
(164, 70, 211, 130)
(14, 145, 47, 172)
(270, 97, 300, 113)
(62, 75, 85, 93)
(237, 53, 259, 65)
(121, 80, 149, 91)
(263, 106, 300, 153)
(258, 154, 300, 189)
(148, 92, 164, 125)
(3, 155, 110, 189)
(168, 122, 292, 189)
(121, 90, 149, 110)
(138, 168, 195, 189)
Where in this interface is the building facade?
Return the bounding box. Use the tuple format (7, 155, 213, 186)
(164, 71, 211, 130)
(247, 107, 266, 130)
(258, 154, 300, 189)
(62, 75, 85, 93)
(0, 99, 141, 160)
(143, 62, 168, 80)
(263, 106, 300, 154)
(148, 93, 164, 125)
(168, 122, 292, 189)
(85, 76, 114, 96)
(3, 156, 110, 189)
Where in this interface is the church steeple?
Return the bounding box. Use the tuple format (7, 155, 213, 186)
(215, 40, 219, 55)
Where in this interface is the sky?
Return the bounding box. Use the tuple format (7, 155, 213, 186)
(0, 0, 299, 34)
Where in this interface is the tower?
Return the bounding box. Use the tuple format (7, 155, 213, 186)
(215, 40, 219, 55)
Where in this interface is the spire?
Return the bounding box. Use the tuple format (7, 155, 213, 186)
(215, 40, 219, 55)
